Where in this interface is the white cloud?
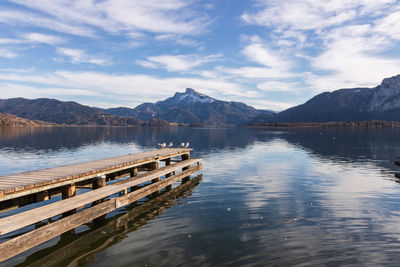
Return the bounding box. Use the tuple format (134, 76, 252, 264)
(257, 81, 300, 92)
(242, 0, 397, 32)
(218, 66, 293, 79)
(248, 98, 295, 111)
(56, 48, 110, 65)
(5, 0, 210, 37)
(213, 36, 296, 81)
(308, 22, 400, 92)
(0, 9, 95, 37)
(0, 33, 65, 45)
(0, 83, 98, 99)
(242, 42, 290, 70)
(309, 48, 400, 91)
(22, 32, 65, 45)
(137, 54, 221, 72)
(0, 48, 17, 59)
(0, 68, 299, 110)
(0, 38, 24, 44)
(241, 0, 400, 97)
(0, 69, 252, 106)
(154, 34, 176, 41)
(374, 11, 400, 40)
(154, 34, 200, 46)
(242, 1, 352, 31)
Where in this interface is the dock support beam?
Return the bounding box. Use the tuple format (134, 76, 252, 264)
(92, 175, 106, 224)
(61, 184, 76, 216)
(181, 153, 190, 183)
(61, 184, 76, 200)
(165, 158, 172, 191)
(92, 175, 106, 205)
(151, 161, 160, 183)
(129, 168, 138, 193)
(35, 191, 49, 203)
(151, 161, 160, 196)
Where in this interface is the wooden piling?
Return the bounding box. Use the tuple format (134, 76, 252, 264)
(181, 153, 191, 183)
(150, 161, 160, 183)
(35, 191, 49, 203)
(92, 175, 106, 205)
(61, 184, 76, 216)
(165, 158, 172, 190)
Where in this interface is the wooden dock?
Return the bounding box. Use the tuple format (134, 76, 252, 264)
(16, 175, 203, 266)
(0, 148, 202, 262)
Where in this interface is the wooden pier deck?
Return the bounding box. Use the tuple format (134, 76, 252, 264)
(0, 148, 202, 262)
(0, 148, 191, 201)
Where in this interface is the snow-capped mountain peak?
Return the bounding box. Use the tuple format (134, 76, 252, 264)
(174, 88, 215, 104)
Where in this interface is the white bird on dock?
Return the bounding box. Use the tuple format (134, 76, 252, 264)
(178, 142, 185, 148)
(168, 142, 173, 148)
(184, 142, 189, 148)
(157, 143, 166, 149)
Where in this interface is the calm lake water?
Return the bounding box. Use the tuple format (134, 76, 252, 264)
(2, 126, 400, 266)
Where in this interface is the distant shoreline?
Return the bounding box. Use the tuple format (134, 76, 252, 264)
(2, 112, 400, 128)
(244, 121, 400, 128)
(0, 113, 177, 127)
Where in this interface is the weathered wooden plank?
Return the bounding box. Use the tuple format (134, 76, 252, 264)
(0, 159, 201, 235)
(0, 180, 45, 189)
(4, 187, 15, 194)
(0, 176, 62, 186)
(0, 199, 116, 262)
(0, 164, 202, 261)
(0, 177, 53, 183)
(0, 180, 30, 186)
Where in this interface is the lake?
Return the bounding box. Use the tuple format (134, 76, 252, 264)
(2, 126, 400, 266)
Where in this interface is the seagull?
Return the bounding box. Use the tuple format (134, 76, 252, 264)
(178, 142, 185, 148)
(184, 142, 189, 148)
(168, 142, 173, 148)
(157, 143, 166, 148)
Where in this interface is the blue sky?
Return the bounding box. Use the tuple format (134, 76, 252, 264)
(1, 0, 400, 111)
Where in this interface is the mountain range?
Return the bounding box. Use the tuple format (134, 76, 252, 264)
(103, 88, 273, 126)
(1, 74, 400, 126)
(251, 74, 400, 124)
(0, 98, 143, 126)
(0, 88, 272, 126)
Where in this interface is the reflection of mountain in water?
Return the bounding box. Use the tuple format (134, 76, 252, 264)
(0, 127, 267, 152)
(277, 128, 400, 172)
